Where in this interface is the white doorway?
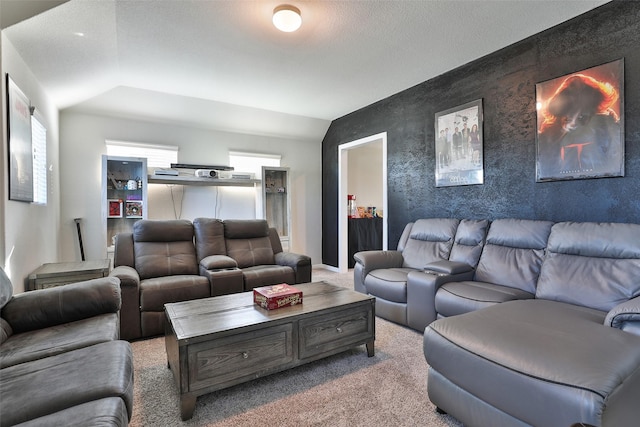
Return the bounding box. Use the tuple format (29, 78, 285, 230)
(338, 132, 388, 273)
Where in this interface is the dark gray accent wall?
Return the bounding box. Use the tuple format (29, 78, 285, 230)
(322, 1, 640, 267)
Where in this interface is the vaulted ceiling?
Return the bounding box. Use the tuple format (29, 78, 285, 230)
(2, 0, 608, 140)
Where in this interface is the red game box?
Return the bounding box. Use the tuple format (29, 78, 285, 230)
(253, 284, 303, 310)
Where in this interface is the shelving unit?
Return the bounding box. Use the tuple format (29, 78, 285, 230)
(262, 166, 290, 250)
(148, 174, 259, 187)
(102, 155, 148, 250)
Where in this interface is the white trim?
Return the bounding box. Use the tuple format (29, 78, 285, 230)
(105, 139, 179, 152)
(229, 151, 282, 160)
(31, 115, 47, 205)
(338, 132, 388, 273)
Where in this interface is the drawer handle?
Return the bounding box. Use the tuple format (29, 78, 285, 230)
(336, 327, 343, 334)
(242, 351, 249, 359)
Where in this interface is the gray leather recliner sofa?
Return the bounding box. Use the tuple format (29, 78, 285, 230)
(424, 221, 640, 426)
(353, 218, 489, 331)
(434, 218, 553, 318)
(0, 268, 134, 426)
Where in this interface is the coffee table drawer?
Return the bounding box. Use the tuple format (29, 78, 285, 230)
(188, 323, 293, 391)
(299, 304, 373, 359)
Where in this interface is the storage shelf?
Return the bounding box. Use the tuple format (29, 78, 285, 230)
(148, 174, 260, 187)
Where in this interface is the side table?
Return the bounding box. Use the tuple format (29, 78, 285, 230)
(27, 259, 111, 291)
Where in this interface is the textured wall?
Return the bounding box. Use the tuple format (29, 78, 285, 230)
(322, 1, 640, 267)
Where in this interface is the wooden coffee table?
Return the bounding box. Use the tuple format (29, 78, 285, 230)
(164, 281, 375, 420)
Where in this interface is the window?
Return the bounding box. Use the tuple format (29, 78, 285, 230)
(105, 140, 178, 168)
(31, 116, 47, 205)
(228, 151, 281, 176)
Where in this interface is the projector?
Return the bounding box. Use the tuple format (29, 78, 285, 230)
(195, 169, 219, 178)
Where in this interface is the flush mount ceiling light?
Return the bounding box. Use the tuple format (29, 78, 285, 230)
(273, 4, 302, 32)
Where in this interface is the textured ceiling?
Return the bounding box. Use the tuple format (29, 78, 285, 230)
(2, 0, 608, 140)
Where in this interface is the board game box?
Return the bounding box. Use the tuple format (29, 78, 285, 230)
(253, 284, 303, 310)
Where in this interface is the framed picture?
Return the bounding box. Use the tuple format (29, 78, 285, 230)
(6, 74, 34, 202)
(435, 99, 483, 187)
(125, 201, 143, 218)
(107, 199, 123, 218)
(535, 59, 624, 182)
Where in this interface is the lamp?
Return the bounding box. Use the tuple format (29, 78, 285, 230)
(273, 4, 302, 32)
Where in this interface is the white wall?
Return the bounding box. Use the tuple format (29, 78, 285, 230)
(59, 111, 322, 265)
(348, 142, 383, 213)
(1, 33, 60, 292)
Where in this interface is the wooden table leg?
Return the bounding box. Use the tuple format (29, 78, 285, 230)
(180, 395, 197, 421)
(366, 340, 375, 357)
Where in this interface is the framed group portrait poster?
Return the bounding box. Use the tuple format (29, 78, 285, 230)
(535, 59, 624, 182)
(6, 74, 34, 201)
(435, 99, 483, 187)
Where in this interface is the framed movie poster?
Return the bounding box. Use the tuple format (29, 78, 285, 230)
(435, 99, 483, 187)
(6, 74, 34, 201)
(535, 59, 624, 182)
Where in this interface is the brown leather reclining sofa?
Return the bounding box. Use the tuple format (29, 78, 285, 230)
(111, 218, 312, 340)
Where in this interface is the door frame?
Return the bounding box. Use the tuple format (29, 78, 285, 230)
(338, 132, 388, 272)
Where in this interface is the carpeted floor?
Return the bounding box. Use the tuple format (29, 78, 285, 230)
(129, 268, 463, 426)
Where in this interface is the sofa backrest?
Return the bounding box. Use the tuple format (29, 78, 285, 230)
(536, 222, 640, 312)
(401, 218, 460, 269)
(132, 219, 198, 279)
(224, 219, 275, 268)
(449, 219, 489, 267)
(475, 218, 554, 293)
(193, 217, 226, 262)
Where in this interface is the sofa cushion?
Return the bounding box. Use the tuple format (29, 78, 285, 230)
(134, 241, 198, 279)
(224, 219, 270, 238)
(226, 237, 275, 268)
(424, 299, 640, 426)
(402, 218, 459, 269)
(241, 265, 295, 290)
(435, 281, 534, 318)
(139, 275, 210, 311)
(449, 219, 489, 267)
(13, 397, 129, 427)
(133, 220, 198, 279)
(0, 341, 133, 426)
(536, 222, 640, 312)
(193, 217, 227, 262)
(0, 313, 119, 369)
(365, 268, 415, 303)
(474, 219, 553, 294)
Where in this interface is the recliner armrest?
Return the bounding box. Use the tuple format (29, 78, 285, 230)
(109, 265, 140, 289)
(275, 252, 311, 269)
(424, 260, 473, 275)
(200, 255, 238, 270)
(275, 252, 312, 283)
(353, 250, 404, 271)
(605, 296, 640, 336)
(2, 277, 122, 334)
(353, 251, 405, 294)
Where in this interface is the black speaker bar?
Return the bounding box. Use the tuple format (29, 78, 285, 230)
(170, 163, 234, 171)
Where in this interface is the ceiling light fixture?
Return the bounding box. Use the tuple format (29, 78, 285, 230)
(273, 5, 302, 33)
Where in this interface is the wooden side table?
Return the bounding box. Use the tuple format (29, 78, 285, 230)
(27, 260, 111, 291)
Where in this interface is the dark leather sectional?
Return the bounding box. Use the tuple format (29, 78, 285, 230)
(0, 269, 133, 426)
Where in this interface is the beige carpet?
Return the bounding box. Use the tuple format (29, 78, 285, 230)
(129, 268, 463, 427)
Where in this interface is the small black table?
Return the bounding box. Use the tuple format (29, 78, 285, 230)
(348, 217, 383, 268)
